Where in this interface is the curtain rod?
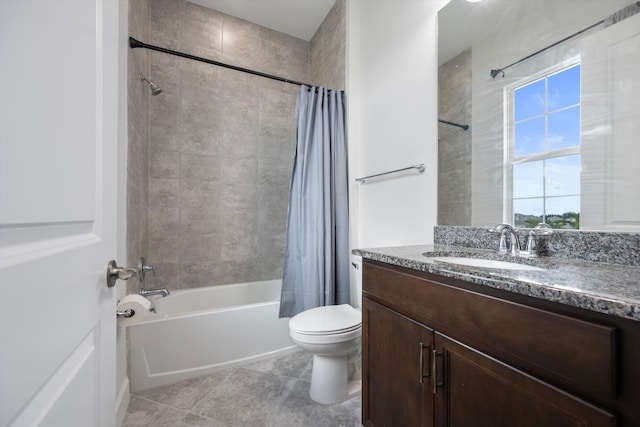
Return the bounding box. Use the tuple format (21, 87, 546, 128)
(129, 37, 314, 88)
(490, 20, 603, 78)
(438, 119, 469, 130)
(491, 1, 640, 78)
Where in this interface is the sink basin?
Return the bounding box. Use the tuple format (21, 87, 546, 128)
(430, 257, 545, 271)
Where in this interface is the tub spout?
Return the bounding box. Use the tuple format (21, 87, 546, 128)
(139, 288, 170, 298)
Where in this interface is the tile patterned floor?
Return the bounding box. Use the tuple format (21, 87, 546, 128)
(122, 351, 362, 427)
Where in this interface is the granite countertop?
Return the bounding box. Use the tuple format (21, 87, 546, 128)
(353, 244, 640, 322)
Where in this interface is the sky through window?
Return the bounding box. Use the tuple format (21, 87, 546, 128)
(511, 64, 581, 229)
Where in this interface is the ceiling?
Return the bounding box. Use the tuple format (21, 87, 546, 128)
(186, 0, 336, 41)
(186, 0, 630, 62)
(438, 0, 499, 65)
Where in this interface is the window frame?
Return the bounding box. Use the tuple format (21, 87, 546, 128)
(503, 59, 581, 227)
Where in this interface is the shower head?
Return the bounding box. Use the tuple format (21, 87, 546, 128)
(140, 74, 163, 96)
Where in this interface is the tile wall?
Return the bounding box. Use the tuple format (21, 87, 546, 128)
(127, 0, 150, 294)
(311, 0, 346, 91)
(128, 0, 346, 291)
(438, 49, 472, 226)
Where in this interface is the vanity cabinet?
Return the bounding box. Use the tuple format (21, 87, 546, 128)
(432, 332, 614, 426)
(364, 298, 434, 426)
(361, 260, 632, 427)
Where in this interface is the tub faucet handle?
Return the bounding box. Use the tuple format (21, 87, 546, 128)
(137, 257, 156, 281)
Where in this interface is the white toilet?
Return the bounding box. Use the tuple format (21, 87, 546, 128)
(289, 256, 362, 404)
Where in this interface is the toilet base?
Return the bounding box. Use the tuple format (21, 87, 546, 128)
(309, 354, 361, 405)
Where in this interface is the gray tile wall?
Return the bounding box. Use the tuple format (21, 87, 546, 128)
(128, 0, 346, 292)
(438, 49, 472, 226)
(127, 0, 150, 294)
(310, 0, 346, 90)
(145, 0, 304, 290)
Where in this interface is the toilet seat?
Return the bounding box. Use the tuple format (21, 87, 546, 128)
(290, 304, 361, 336)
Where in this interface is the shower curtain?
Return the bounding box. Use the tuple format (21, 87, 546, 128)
(279, 86, 350, 318)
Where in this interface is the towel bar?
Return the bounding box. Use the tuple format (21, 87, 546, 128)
(356, 164, 425, 183)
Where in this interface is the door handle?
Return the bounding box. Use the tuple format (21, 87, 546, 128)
(419, 342, 431, 383)
(106, 260, 137, 288)
(432, 349, 443, 394)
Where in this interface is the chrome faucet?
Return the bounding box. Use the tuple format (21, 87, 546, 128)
(493, 224, 521, 255)
(139, 288, 170, 298)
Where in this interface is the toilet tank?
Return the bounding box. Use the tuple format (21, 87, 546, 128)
(350, 255, 363, 309)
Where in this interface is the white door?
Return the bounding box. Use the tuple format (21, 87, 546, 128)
(581, 12, 640, 231)
(0, 1, 123, 426)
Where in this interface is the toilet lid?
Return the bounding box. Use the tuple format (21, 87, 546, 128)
(290, 304, 362, 335)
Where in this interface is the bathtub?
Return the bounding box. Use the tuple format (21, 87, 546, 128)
(128, 279, 296, 392)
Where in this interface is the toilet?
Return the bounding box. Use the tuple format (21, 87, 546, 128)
(289, 256, 363, 404)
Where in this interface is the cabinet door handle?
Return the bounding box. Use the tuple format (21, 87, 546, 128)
(432, 349, 443, 394)
(419, 342, 431, 383)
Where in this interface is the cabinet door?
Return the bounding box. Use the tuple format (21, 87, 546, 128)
(433, 332, 616, 427)
(363, 298, 434, 427)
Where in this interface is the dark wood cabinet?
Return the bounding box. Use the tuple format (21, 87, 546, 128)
(363, 298, 433, 426)
(433, 332, 615, 427)
(361, 260, 637, 427)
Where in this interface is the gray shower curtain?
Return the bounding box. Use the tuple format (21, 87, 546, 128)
(279, 86, 350, 318)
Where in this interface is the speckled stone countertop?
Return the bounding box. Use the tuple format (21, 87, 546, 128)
(353, 244, 640, 322)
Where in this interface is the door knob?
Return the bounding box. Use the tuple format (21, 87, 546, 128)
(106, 260, 137, 288)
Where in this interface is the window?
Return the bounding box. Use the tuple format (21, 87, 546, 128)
(508, 64, 581, 229)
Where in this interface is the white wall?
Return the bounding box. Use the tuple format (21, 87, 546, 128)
(347, 0, 448, 249)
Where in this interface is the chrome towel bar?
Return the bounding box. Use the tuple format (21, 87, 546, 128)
(356, 164, 425, 184)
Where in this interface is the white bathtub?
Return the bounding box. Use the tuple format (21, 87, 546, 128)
(128, 280, 296, 392)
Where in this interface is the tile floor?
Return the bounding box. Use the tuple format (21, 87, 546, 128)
(122, 350, 362, 427)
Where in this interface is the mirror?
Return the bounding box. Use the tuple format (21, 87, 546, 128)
(437, 0, 640, 232)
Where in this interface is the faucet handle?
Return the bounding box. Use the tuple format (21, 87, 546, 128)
(522, 231, 538, 256)
(137, 257, 156, 281)
(491, 223, 520, 254)
(498, 233, 509, 253)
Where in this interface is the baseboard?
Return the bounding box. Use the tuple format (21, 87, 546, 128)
(115, 377, 130, 427)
